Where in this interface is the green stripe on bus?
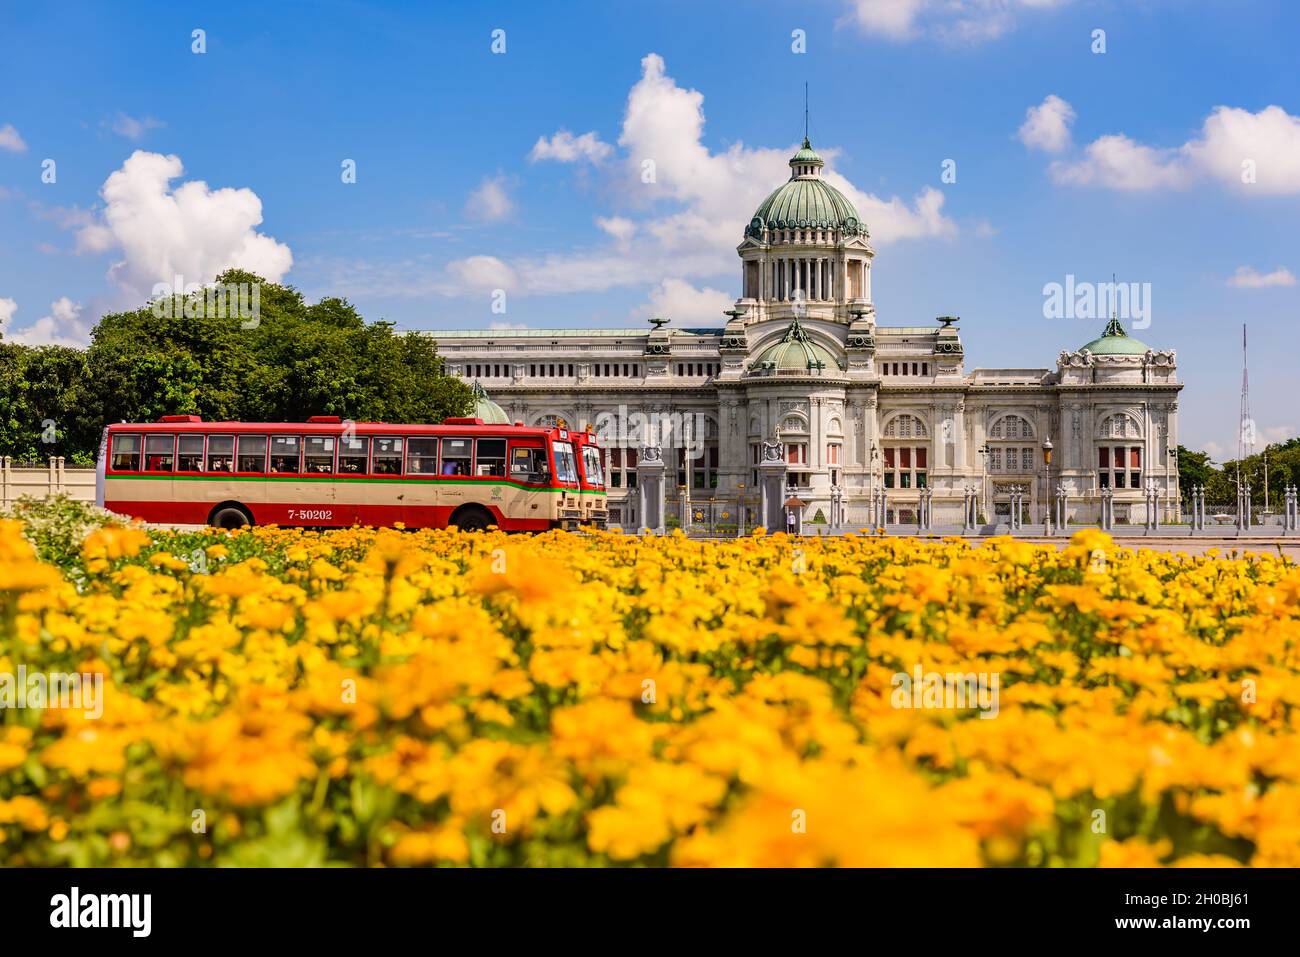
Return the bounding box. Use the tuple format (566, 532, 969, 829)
(106, 473, 606, 495)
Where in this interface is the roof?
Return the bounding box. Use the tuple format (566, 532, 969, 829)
(1078, 317, 1151, 356)
(746, 137, 867, 237)
(470, 380, 511, 424)
(751, 318, 845, 372)
(425, 328, 724, 338)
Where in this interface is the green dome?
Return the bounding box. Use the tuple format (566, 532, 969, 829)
(470, 380, 510, 424)
(751, 319, 844, 373)
(746, 138, 867, 238)
(1078, 318, 1151, 356)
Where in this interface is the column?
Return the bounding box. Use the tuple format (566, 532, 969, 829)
(636, 445, 666, 535)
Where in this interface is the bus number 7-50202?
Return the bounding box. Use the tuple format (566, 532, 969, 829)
(287, 509, 333, 521)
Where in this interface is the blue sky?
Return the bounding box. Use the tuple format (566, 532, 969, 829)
(1, 0, 1298, 457)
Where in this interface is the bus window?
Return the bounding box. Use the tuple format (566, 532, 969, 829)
(406, 437, 438, 474)
(207, 436, 235, 472)
(552, 441, 578, 484)
(110, 434, 142, 471)
(510, 446, 548, 482)
(582, 446, 605, 487)
(373, 437, 403, 475)
(305, 436, 335, 473)
(237, 435, 267, 473)
(177, 435, 205, 472)
(270, 436, 302, 474)
(476, 438, 506, 477)
(440, 438, 471, 476)
(339, 436, 368, 474)
(144, 434, 175, 472)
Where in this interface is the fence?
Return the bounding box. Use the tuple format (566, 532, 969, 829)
(0, 459, 96, 508)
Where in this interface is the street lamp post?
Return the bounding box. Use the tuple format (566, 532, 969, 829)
(977, 442, 990, 524)
(737, 482, 746, 537)
(1168, 444, 1179, 524)
(1042, 438, 1053, 533)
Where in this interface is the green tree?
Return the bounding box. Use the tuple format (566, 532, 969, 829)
(79, 270, 473, 446)
(1174, 446, 1215, 506)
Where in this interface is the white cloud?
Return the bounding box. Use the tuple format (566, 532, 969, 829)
(108, 113, 165, 140)
(529, 130, 613, 164)
(73, 150, 292, 299)
(843, 0, 1069, 44)
(1050, 134, 1193, 190)
(0, 297, 16, 333)
(1226, 265, 1296, 288)
(596, 216, 636, 244)
(441, 53, 955, 301)
(1041, 103, 1300, 194)
(0, 123, 27, 153)
(1186, 105, 1300, 195)
(1018, 94, 1075, 153)
(1259, 425, 1298, 445)
(445, 255, 517, 292)
(4, 297, 90, 347)
(465, 175, 514, 222)
(634, 278, 735, 325)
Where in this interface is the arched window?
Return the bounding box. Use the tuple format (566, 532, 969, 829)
(1098, 414, 1141, 439)
(989, 414, 1034, 440)
(1096, 414, 1144, 490)
(986, 414, 1037, 473)
(883, 414, 928, 438)
(881, 414, 929, 490)
(535, 414, 563, 429)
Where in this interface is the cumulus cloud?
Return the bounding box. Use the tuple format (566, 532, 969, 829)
(0, 123, 27, 153)
(596, 216, 636, 244)
(1018, 95, 1075, 153)
(465, 175, 514, 222)
(72, 150, 292, 299)
(842, 0, 1070, 44)
(441, 53, 955, 303)
(1226, 266, 1296, 288)
(1050, 134, 1193, 190)
(108, 113, 165, 140)
(3, 297, 91, 347)
(634, 278, 735, 325)
(1039, 103, 1300, 194)
(529, 130, 613, 164)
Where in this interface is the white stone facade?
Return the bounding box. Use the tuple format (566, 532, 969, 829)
(429, 141, 1182, 529)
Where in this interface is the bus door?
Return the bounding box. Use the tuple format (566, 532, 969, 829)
(550, 437, 582, 530)
(298, 434, 338, 524)
(507, 438, 550, 527)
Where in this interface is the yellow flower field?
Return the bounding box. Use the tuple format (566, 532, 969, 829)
(2, 510, 1299, 867)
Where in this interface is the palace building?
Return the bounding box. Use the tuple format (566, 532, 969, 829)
(430, 137, 1182, 530)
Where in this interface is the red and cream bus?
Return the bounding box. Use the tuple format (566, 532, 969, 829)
(573, 426, 609, 527)
(96, 415, 606, 531)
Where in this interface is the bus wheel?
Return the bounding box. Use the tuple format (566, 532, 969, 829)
(209, 505, 253, 529)
(450, 505, 493, 532)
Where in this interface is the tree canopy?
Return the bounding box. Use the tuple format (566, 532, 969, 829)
(0, 270, 473, 463)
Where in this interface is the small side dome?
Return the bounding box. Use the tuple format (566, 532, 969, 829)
(750, 318, 845, 373)
(470, 380, 511, 424)
(1078, 317, 1152, 356)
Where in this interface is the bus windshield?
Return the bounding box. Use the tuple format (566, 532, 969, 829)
(552, 441, 578, 484)
(581, 446, 604, 487)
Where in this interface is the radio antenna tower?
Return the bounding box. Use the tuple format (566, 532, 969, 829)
(1237, 323, 1252, 489)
